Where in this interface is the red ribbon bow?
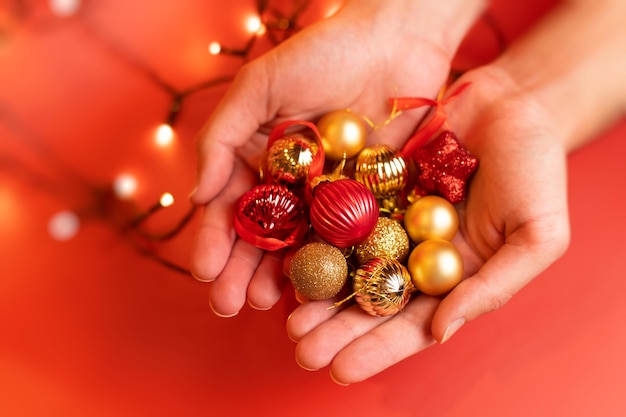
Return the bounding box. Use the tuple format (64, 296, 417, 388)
(394, 82, 471, 159)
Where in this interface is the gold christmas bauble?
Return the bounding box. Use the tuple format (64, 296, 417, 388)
(403, 195, 459, 243)
(354, 144, 408, 199)
(289, 242, 348, 300)
(355, 216, 410, 264)
(407, 239, 463, 296)
(263, 133, 318, 187)
(353, 257, 414, 316)
(316, 110, 367, 160)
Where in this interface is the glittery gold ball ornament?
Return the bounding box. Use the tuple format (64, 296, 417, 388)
(355, 217, 410, 264)
(263, 133, 319, 187)
(353, 257, 414, 316)
(289, 242, 348, 300)
(354, 144, 408, 199)
(403, 195, 459, 244)
(407, 239, 463, 296)
(316, 110, 367, 160)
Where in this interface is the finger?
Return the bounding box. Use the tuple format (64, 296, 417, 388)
(190, 161, 257, 282)
(329, 295, 439, 385)
(294, 290, 309, 305)
(294, 304, 393, 371)
(247, 251, 288, 311)
(208, 239, 264, 317)
(286, 284, 359, 341)
(191, 64, 271, 204)
(432, 219, 570, 343)
(190, 202, 235, 283)
(286, 298, 342, 342)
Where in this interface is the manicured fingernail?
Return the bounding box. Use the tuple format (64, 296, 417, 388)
(441, 318, 465, 343)
(295, 356, 319, 372)
(209, 300, 239, 318)
(191, 271, 212, 283)
(247, 299, 271, 311)
(329, 371, 349, 387)
(187, 186, 197, 201)
(294, 290, 308, 304)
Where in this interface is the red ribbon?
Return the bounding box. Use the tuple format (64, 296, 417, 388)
(394, 82, 471, 159)
(233, 120, 325, 251)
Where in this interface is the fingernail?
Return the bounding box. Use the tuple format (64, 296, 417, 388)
(286, 332, 298, 343)
(294, 290, 308, 304)
(441, 318, 465, 343)
(187, 186, 197, 202)
(191, 271, 213, 283)
(247, 299, 272, 311)
(329, 371, 350, 387)
(295, 356, 319, 372)
(209, 300, 239, 318)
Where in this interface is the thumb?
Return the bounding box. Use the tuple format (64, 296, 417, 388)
(190, 64, 271, 205)
(431, 223, 570, 343)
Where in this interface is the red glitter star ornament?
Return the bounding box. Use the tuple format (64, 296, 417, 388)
(411, 130, 478, 204)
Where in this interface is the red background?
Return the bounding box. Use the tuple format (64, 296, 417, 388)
(2, 1, 625, 416)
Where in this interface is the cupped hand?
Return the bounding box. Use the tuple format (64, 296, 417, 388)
(286, 66, 571, 384)
(189, 0, 469, 317)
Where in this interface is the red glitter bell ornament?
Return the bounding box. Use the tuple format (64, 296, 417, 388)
(234, 184, 308, 251)
(395, 83, 478, 204)
(309, 178, 379, 248)
(410, 130, 478, 204)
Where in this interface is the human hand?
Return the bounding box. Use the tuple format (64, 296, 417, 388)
(286, 66, 572, 384)
(286, 0, 626, 384)
(190, 0, 485, 317)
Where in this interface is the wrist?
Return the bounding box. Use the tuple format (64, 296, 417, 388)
(492, 1, 626, 151)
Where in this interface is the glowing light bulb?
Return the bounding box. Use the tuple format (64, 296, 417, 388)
(246, 16, 264, 34)
(49, 0, 81, 17)
(48, 210, 80, 241)
(208, 41, 222, 55)
(0, 186, 15, 224)
(325, 3, 341, 18)
(160, 193, 174, 207)
(113, 174, 138, 199)
(155, 124, 174, 147)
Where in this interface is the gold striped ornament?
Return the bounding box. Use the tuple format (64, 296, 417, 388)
(353, 257, 415, 317)
(354, 144, 408, 200)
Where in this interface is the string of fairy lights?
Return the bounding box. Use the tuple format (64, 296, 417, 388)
(0, 0, 320, 274)
(0, 0, 505, 275)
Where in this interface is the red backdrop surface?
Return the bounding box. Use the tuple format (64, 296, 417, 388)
(1, 1, 625, 416)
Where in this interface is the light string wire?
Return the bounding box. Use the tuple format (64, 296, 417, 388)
(0, 0, 313, 275)
(0, 1, 506, 275)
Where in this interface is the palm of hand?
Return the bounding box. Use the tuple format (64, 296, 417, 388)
(287, 69, 571, 385)
(191, 11, 451, 316)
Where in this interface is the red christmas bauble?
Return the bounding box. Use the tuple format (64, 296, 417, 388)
(309, 179, 379, 248)
(234, 184, 307, 251)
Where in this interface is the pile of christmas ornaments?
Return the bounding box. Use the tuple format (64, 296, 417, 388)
(234, 108, 478, 316)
